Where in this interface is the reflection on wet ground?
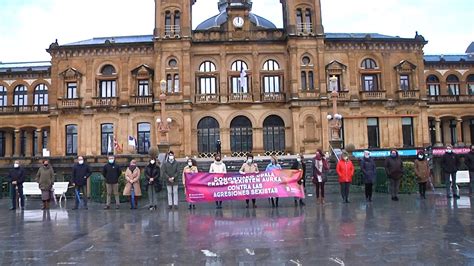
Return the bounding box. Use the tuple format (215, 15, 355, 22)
(0, 192, 473, 265)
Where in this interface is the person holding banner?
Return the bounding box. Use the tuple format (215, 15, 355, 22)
(71, 156, 92, 210)
(145, 158, 161, 210)
(463, 144, 474, 196)
(183, 158, 198, 209)
(123, 160, 142, 209)
(291, 155, 306, 207)
(240, 153, 259, 208)
(8, 160, 25, 210)
(162, 151, 179, 210)
(337, 152, 354, 203)
(313, 150, 329, 204)
(414, 151, 430, 199)
(266, 155, 282, 207)
(209, 154, 226, 209)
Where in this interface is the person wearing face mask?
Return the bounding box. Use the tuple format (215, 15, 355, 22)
(414, 151, 430, 199)
(35, 160, 55, 210)
(123, 159, 142, 209)
(336, 152, 354, 203)
(145, 158, 161, 210)
(384, 149, 404, 201)
(240, 153, 259, 208)
(313, 150, 329, 204)
(162, 151, 179, 210)
(102, 155, 121, 209)
(210, 154, 227, 209)
(8, 160, 25, 210)
(71, 156, 92, 210)
(440, 144, 460, 199)
(183, 158, 199, 209)
(266, 155, 282, 207)
(291, 154, 306, 206)
(360, 151, 376, 202)
(463, 144, 474, 196)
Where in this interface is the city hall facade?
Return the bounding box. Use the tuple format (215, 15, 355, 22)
(0, 0, 473, 161)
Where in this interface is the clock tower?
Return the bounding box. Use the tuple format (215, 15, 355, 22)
(219, 0, 252, 31)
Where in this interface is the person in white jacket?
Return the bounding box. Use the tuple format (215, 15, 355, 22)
(209, 154, 227, 209)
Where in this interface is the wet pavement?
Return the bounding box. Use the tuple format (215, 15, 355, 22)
(0, 191, 473, 265)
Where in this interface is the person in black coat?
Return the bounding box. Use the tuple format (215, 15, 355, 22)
(441, 145, 460, 199)
(360, 151, 377, 202)
(71, 156, 92, 210)
(102, 155, 122, 209)
(291, 154, 306, 206)
(8, 160, 25, 210)
(463, 144, 474, 196)
(145, 158, 161, 210)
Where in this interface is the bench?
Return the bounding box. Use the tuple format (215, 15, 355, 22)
(22, 182, 70, 207)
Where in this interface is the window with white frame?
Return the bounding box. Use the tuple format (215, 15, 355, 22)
(230, 60, 249, 94)
(198, 61, 218, 95)
(262, 60, 281, 93)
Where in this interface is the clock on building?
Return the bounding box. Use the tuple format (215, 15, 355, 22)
(233, 16, 244, 28)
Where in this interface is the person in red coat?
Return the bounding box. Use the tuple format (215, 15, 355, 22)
(336, 151, 354, 203)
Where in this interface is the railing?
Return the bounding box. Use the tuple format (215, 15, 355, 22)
(337, 91, 349, 100)
(360, 90, 386, 100)
(58, 98, 81, 108)
(0, 105, 49, 114)
(164, 25, 181, 37)
(296, 23, 314, 35)
(131, 96, 153, 106)
(229, 93, 253, 103)
(398, 90, 419, 100)
(261, 93, 285, 102)
(195, 94, 219, 104)
(428, 95, 474, 103)
(93, 97, 117, 107)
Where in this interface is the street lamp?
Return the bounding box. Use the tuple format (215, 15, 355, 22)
(327, 75, 343, 144)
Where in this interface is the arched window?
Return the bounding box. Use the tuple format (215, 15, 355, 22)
(230, 60, 249, 94)
(198, 61, 218, 95)
(296, 8, 312, 33)
(197, 117, 220, 155)
(467, 74, 474, 95)
(230, 116, 252, 155)
(0, 131, 5, 157)
(137, 123, 151, 154)
(360, 58, 379, 91)
(301, 56, 314, 91)
(447, 74, 460, 95)
(263, 115, 285, 154)
(262, 60, 282, 95)
(164, 10, 181, 36)
(174, 11, 181, 34)
(426, 75, 440, 96)
(166, 59, 180, 94)
(99, 65, 117, 98)
(0, 86, 6, 107)
(34, 84, 48, 106)
(66, 125, 78, 156)
(165, 11, 172, 35)
(14, 85, 28, 106)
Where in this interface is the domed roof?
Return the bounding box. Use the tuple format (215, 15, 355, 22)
(195, 10, 277, 30)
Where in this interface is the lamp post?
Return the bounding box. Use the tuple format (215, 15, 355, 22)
(156, 80, 172, 151)
(327, 75, 343, 148)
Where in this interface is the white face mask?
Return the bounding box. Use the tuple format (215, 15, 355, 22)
(446, 149, 452, 153)
(169, 156, 174, 161)
(418, 155, 424, 159)
(150, 160, 155, 164)
(247, 159, 253, 164)
(188, 162, 193, 167)
(364, 154, 370, 158)
(343, 157, 349, 161)
(108, 159, 114, 164)
(297, 158, 301, 162)
(78, 160, 84, 165)
(14, 163, 19, 168)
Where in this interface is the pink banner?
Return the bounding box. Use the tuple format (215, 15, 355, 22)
(184, 169, 304, 203)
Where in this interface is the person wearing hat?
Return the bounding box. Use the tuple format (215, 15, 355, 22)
(384, 149, 403, 201)
(162, 151, 179, 209)
(336, 151, 354, 203)
(440, 145, 460, 199)
(414, 151, 430, 199)
(360, 151, 376, 202)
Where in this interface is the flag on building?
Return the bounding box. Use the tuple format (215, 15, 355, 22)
(128, 136, 137, 147)
(239, 66, 247, 93)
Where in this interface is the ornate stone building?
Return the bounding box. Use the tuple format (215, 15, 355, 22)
(0, 0, 473, 162)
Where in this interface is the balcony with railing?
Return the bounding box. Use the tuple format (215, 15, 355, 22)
(164, 25, 181, 38)
(397, 90, 420, 100)
(92, 97, 117, 107)
(428, 94, 474, 104)
(229, 93, 253, 103)
(195, 94, 220, 104)
(296, 23, 314, 35)
(0, 105, 49, 115)
(130, 96, 153, 106)
(261, 92, 285, 102)
(360, 90, 386, 101)
(58, 98, 81, 109)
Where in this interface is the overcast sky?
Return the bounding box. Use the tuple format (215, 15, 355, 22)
(0, 0, 472, 62)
